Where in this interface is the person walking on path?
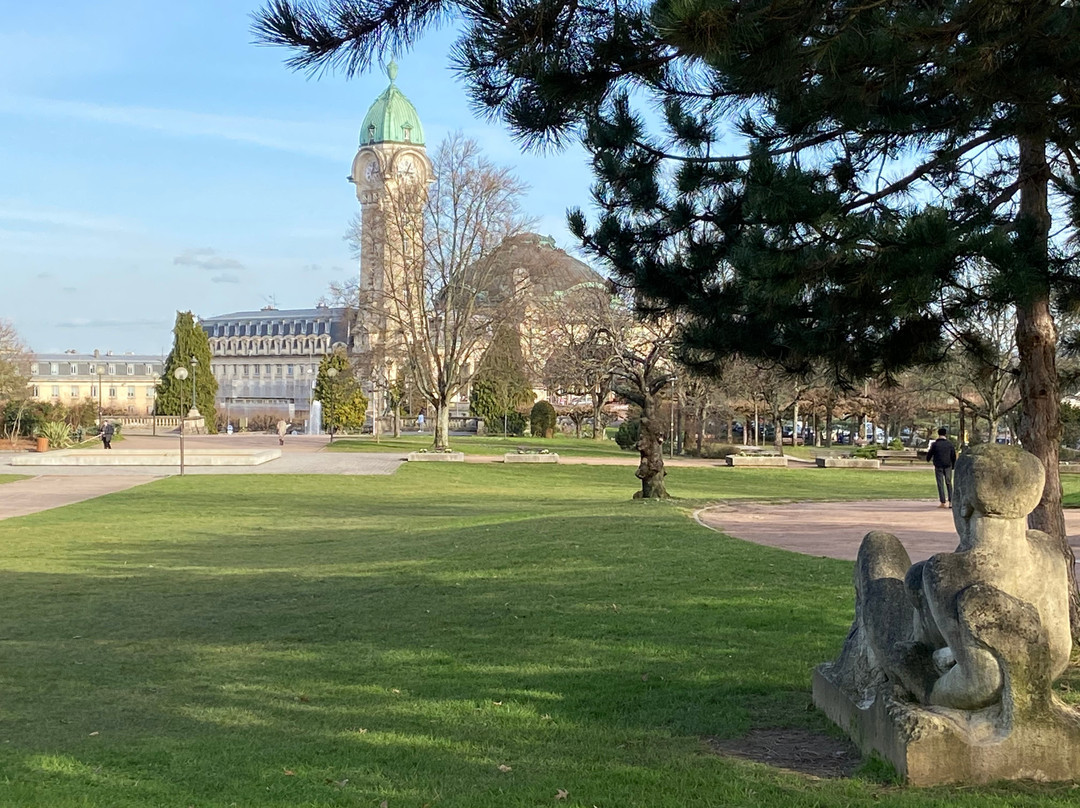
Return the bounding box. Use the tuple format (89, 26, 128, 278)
(927, 427, 957, 508)
(100, 421, 115, 450)
(276, 419, 289, 446)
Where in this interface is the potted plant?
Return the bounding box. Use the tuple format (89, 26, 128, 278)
(37, 421, 74, 452)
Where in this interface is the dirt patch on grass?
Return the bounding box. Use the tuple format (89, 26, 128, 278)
(707, 728, 862, 779)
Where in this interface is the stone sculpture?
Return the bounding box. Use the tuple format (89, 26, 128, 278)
(813, 443, 1080, 785)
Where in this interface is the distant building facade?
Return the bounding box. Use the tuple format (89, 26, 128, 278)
(200, 305, 352, 421)
(27, 350, 163, 416)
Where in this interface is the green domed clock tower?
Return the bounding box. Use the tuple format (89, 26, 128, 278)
(348, 61, 432, 353)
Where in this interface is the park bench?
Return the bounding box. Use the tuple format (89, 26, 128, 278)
(876, 450, 926, 465)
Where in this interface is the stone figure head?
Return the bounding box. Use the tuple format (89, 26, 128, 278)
(952, 444, 1044, 539)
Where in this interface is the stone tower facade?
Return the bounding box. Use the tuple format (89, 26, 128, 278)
(348, 61, 432, 356)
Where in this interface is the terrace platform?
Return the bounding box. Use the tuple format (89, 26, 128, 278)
(11, 448, 281, 467)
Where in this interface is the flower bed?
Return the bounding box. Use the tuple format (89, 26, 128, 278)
(725, 455, 788, 467)
(815, 457, 881, 469)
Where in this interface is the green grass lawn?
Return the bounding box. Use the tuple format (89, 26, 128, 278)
(327, 434, 632, 457)
(0, 475, 28, 484)
(2, 465, 1079, 807)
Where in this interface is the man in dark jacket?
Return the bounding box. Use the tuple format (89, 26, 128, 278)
(927, 427, 957, 507)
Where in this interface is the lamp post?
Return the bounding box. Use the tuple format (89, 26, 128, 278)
(151, 373, 160, 436)
(173, 366, 189, 476)
(325, 366, 338, 443)
(189, 356, 198, 414)
(95, 364, 105, 429)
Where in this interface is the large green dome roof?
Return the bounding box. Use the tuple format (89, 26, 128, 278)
(360, 61, 425, 147)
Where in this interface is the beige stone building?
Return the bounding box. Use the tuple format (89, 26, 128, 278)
(200, 305, 352, 422)
(27, 350, 163, 415)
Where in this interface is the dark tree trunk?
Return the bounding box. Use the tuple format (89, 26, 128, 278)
(825, 409, 833, 448)
(592, 391, 605, 441)
(635, 391, 668, 498)
(1014, 134, 1078, 638)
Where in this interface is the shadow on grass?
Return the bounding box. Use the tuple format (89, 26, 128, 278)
(4, 473, 1076, 806)
(0, 505, 854, 806)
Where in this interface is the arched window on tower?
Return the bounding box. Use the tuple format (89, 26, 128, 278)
(367, 124, 376, 144)
(402, 125, 411, 143)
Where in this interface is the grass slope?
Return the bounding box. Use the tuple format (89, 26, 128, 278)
(326, 435, 631, 457)
(1, 466, 1078, 806)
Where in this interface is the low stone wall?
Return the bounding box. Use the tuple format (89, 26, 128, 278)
(407, 452, 465, 462)
(815, 457, 881, 469)
(725, 455, 788, 467)
(12, 449, 280, 466)
(504, 453, 559, 464)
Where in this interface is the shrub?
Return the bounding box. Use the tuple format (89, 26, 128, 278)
(888, 438, 904, 450)
(696, 442, 741, 459)
(530, 400, 557, 439)
(37, 420, 73, 448)
(853, 445, 878, 459)
(614, 419, 641, 451)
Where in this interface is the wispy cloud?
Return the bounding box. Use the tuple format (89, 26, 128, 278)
(0, 93, 349, 161)
(0, 203, 134, 233)
(211, 273, 241, 284)
(56, 318, 168, 329)
(174, 248, 245, 272)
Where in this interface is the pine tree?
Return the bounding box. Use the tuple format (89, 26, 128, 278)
(158, 311, 218, 429)
(254, 0, 1080, 617)
(469, 325, 535, 436)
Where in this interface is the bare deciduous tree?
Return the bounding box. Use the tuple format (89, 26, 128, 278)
(0, 320, 32, 448)
(345, 133, 532, 448)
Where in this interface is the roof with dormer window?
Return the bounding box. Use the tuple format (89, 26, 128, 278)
(359, 61, 425, 147)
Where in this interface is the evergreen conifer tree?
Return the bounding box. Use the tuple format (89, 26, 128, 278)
(255, 0, 1080, 621)
(158, 311, 218, 429)
(469, 324, 534, 436)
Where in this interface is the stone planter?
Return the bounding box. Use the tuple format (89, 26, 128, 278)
(816, 457, 881, 469)
(504, 453, 559, 463)
(725, 455, 788, 467)
(407, 451, 465, 462)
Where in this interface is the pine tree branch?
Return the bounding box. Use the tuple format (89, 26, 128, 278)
(843, 132, 1000, 213)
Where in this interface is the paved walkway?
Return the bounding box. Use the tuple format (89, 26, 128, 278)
(0, 475, 161, 520)
(696, 500, 1080, 564)
(0, 434, 405, 521)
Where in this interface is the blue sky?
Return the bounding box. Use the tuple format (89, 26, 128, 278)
(1, 0, 595, 356)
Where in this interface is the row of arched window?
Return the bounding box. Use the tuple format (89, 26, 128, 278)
(205, 320, 334, 338)
(209, 335, 331, 356)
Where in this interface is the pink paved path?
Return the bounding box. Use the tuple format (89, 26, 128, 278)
(696, 500, 1080, 563)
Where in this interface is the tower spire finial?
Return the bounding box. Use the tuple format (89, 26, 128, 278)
(387, 59, 398, 84)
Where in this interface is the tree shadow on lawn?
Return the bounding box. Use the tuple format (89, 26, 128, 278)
(0, 515, 864, 802)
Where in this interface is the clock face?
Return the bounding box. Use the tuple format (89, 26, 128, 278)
(397, 156, 416, 178)
(364, 160, 380, 182)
